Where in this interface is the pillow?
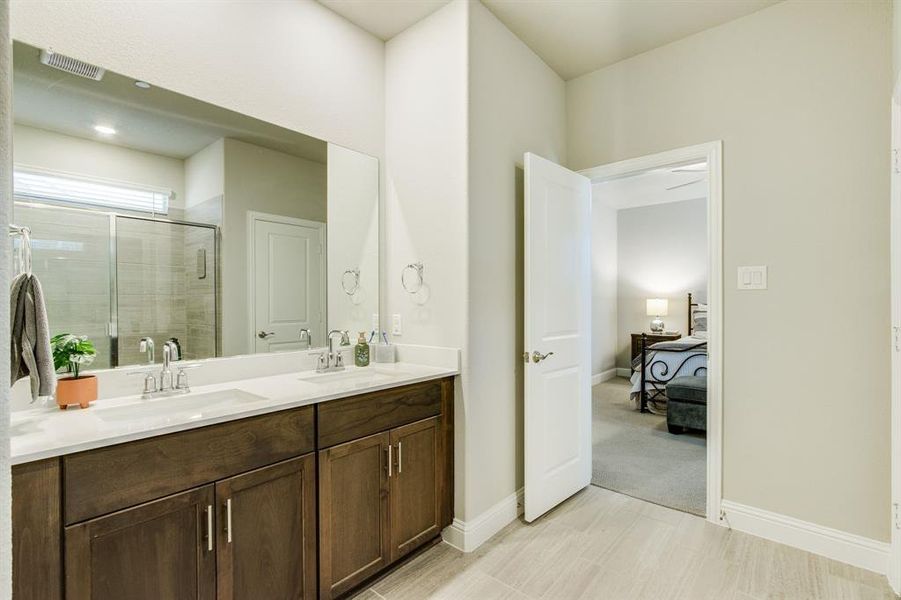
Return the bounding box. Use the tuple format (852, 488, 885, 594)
(692, 303, 708, 332)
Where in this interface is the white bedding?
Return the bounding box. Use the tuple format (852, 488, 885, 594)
(630, 335, 708, 395)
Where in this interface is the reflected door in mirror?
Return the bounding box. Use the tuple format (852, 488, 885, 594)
(251, 215, 325, 352)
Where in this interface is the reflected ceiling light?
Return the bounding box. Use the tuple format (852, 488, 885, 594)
(134, 80, 151, 89)
(93, 124, 117, 135)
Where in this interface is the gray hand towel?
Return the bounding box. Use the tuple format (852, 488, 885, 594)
(11, 273, 57, 401)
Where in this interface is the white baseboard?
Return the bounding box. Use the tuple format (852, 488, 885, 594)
(591, 368, 618, 386)
(442, 488, 523, 552)
(616, 367, 632, 379)
(720, 500, 890, 574)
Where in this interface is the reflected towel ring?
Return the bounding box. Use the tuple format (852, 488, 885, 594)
(401, 262, 424, 294)
(342, 268, 360, 296)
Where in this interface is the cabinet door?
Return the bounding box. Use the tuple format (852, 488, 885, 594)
(389, 416, 441, 562)
(65, 486, 215, 600)
(319, 431, 390, 599)
(216, 454, 316, 600)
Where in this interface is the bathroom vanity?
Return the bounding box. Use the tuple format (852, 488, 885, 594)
(6, 38, 456, 600)
(11, 368, 455, 600)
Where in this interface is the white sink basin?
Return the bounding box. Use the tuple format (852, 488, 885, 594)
(298, 369, 394, 386)
(94, 389, 265, 424)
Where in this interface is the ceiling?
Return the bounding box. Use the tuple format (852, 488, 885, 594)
(593, 162, 707, 210)
(13, 42, 327, 163)
(319, 0, 450, 40)
(319, 0, 778, 81)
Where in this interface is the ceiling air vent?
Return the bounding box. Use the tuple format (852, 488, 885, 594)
(39, 49, 105, 81)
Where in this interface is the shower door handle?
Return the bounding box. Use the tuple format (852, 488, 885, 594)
(257, 331, 275, 339)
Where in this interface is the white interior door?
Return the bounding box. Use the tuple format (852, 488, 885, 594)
(251, 214, 325, 353)
(524, 152, 592, 522)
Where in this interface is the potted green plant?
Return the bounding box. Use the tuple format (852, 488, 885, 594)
(51, 333, 98, 410)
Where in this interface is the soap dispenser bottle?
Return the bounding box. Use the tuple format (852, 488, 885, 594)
(354, 331, 370, 367)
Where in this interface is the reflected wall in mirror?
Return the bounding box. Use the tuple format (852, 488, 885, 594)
(11, 41, 379, 370)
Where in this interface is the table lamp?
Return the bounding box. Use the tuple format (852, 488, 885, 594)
(646, 298, 668, 333)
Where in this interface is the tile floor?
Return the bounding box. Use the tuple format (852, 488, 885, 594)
(351, 486, 895, 600)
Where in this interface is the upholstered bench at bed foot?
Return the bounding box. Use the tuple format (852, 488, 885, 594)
(666, 375, 708, 434)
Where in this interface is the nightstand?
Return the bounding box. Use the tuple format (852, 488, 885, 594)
(630, 332, 681, 362)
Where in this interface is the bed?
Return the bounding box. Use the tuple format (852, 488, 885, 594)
(630, 293, 708, 413)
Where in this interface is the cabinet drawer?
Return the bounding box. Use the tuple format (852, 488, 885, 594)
(64, 406, 314, 524)
(317, 380, 443, 449)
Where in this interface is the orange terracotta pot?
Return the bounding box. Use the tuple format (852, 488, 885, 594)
(56, 375, 97, 410)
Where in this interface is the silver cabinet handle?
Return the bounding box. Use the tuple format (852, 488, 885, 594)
(387, 444, 392, 477)
(532, 351, 555, 363)
(397, 442, 402, 474)
(205, 504, 213, 552)
(225, 498, 233, 543)
(257, 331, 275, 339)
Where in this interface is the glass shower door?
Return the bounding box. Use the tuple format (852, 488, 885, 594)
(115, 216, 218, 367)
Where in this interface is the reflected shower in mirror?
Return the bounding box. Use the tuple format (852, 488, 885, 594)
(11, 41, 379, 370)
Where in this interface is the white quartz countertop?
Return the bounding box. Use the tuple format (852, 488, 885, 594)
(11, 362, 457, 465)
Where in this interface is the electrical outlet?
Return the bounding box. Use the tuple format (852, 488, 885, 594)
(392, 314, 402, 336)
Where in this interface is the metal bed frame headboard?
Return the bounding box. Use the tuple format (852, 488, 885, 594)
(638, 292, 707, 413)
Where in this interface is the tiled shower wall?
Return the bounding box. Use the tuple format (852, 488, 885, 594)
(14, 204, 112, 369)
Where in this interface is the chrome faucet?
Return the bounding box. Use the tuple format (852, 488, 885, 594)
(159, 340, 179, 391)
(130, 340, 198, 398)
(299, 328, 311, 349)
(317, 330, 350, 372)
(139, 337, 155, 364)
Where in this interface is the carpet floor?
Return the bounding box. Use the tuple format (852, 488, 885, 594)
(591, 377, 706, 516)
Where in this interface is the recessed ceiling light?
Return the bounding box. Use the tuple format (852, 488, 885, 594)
(134, 80, 151, 89)
(93, 125, 117, 135)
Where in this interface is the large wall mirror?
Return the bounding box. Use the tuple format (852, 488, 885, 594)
(11, 41, 379, 370)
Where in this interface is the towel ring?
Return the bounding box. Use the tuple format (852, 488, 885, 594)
(401, 262, 424, 294)
(342, 268, 360, 296)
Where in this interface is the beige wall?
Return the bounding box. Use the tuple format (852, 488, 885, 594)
(221, 139, 326, 356)
(894, 0, 900, 83)
(568, 0, 892, 541)
(385, 0, 470, 517)
(326, 144, 380, 337)
(592, 198, 618, 376)
(185, 139, 224, 210)
(467, 0, 567, 519)
(13, 124, 185, 208)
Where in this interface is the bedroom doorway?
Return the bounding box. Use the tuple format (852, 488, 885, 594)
(580, 142, 723, 523)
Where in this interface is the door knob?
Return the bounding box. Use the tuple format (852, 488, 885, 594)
(257, 331, 275, 339)
(532, 351, 554, 363)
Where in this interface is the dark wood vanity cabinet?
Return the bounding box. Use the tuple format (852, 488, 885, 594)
(318, 379, 453, 599)
(216, 455, 317, 600)
(318, 432, 391, 598)
(65, 486, 217, 600)
(11, 377, 454, 600)
(389, 416, 442, 562)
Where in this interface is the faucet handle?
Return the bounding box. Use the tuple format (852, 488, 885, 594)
(336, 352, 345, 367)
(175, 363, 200, 392)
(129, 370, 158, 397)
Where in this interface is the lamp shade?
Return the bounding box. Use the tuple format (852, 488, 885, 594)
(646, 298, 668, 317)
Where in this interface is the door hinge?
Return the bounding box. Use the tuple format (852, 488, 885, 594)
(894, 503, 900, 529)
(894, 326, 900, 352)
(894, 149, 901, 174)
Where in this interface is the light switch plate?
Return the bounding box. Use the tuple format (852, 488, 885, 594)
(737, 266, 767, 290)
(392, 314, 402, 336)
